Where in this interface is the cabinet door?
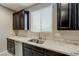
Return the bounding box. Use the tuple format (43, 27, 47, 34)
(13, 13, 20, 30)
(32, 50, 44, 56)
(41, 6, 52, 32)
(13, 14, 18, 29)
(45, 50, 68, 56)
(76, 3, 79, 30)
(57, 3, 77, 30)
(13, 10, 29, 30)
(57, 3, 70, 30)
(7, 38, 15, 55)
(23, 47, 32, 56)
(31, 10, 41, 32)
(17, 13, 21, 30)
(19, 12, 24, 30)
(71, 3, 77, 30)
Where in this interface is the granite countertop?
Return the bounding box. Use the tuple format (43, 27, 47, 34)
(8, 36, 79, 56)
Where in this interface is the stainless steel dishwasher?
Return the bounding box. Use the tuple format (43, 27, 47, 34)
(15, 41, 23, 56)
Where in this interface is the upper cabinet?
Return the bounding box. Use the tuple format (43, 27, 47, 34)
(13, 10, 29, 30)
(31, 5, 52, 32)
(57, 3, 79, 30)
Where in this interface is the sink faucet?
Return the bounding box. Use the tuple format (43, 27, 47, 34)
(39, 33, 42, 40)
(38, 33, 46, 41)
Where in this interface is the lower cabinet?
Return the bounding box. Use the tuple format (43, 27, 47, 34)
(44, 50, 68, 56)
(23, 47, 32, 56)
(7, 38, 15, 55)
(23, 47, 44, 56)
(22, 43, 68, 56)
(32, 50, 44, 56)
(7, 39, 69, 56)
(22, 43, 44, 56)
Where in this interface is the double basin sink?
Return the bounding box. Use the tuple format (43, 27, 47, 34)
(28, 39, 45, 44)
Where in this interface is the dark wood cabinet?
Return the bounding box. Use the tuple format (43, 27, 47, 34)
(7, 38, 15, 55)
(57, 3, 79, 30)
(23, 46, 44, 56)
(22, 43, 68, 56)
(44, 50, 68, 56)
(32, 50, 44, 56)
(22, 43, 44, 56)
(23, 47, 32, 56)
(13, 10, 29, 30)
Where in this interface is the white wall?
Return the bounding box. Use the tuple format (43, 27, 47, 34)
(0, 6, 15, 53)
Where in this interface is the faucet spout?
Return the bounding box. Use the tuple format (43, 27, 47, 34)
(39, 33, 42, 40)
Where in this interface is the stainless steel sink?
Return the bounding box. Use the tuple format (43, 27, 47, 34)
(28, 39, 44, 44)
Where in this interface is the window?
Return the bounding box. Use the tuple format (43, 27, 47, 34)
(31, 6, 52, 32)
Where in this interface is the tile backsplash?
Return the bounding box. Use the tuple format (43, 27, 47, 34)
(54, 31, 79, 45)
(15, 30, 54, 41)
